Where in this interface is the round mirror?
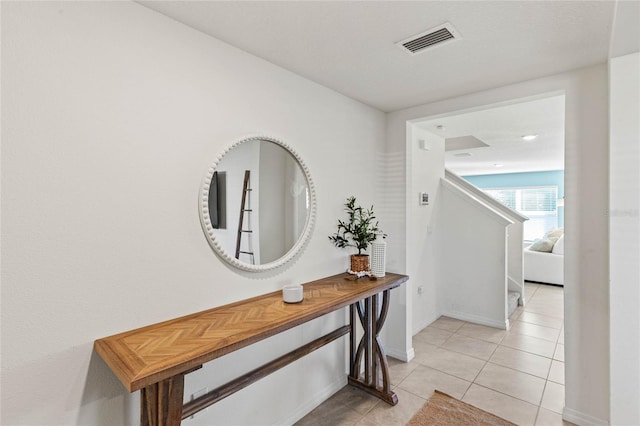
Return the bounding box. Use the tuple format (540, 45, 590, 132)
(199, 135, 316, 272)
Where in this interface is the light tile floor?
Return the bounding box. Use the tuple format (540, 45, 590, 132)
(296, 282, 574, 426)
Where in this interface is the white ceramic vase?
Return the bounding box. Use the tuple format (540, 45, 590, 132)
(370, 234, 386, 278)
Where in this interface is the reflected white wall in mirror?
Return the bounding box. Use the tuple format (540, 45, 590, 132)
(199, 136, 316, 272)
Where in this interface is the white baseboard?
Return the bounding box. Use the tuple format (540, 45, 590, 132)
(282, 375, 347, 426)
(386, 346, 415, 362)
(442, 310, 508, 330)
(412, 310, 441, 336)
(563, 406, 609, 426)
(280, 345, 417, 426)
(414, 314, 440, 335)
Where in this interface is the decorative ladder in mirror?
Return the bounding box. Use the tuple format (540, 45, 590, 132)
(235, 170, 254, 263)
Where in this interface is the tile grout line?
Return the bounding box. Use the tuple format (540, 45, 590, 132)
(299, 283, 566, 425)
(457, 321, 503, 402)
(464, 382, 541, 422)
(517, 283, 564, 425)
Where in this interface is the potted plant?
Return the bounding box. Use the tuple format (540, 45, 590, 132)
(329, 196, 383, 273)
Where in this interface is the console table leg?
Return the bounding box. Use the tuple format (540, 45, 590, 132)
(348, 289, 397, 405)
(349, 304, 357, 377)
(141, 374, 185, 426)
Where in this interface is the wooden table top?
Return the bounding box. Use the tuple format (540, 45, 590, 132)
(94, 272, 408, 392)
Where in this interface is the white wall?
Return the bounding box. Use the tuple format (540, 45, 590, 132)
(284, 155, 308, 250)
(378, 122, 410, 360)
(214, 139, 261, 263)
(387, 65, 610, 425)
(437, 180, 512, 329)
(442, 170, 527, 305)
(259, 141, 286, 264)
(609, 51, 640, 426)
(1, 2, 386, 425)
(407, 127, 444, 334)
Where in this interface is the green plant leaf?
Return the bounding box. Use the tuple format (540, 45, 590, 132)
(329, 196, 384, 255)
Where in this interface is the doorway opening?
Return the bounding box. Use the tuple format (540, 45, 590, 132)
(409, 93, 567, 424)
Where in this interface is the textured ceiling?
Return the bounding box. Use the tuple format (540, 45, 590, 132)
(137, 1, 628, 175)
(139, 1, 615, 112)
(419, 95, 565, 176)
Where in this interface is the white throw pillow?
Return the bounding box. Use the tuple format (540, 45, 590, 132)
(529, 237, 558, 253)
(544, 228, 564, 239)
(552, 234, 565, 255)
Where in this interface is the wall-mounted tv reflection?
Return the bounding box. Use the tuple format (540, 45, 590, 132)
(208, 171, 226, 229)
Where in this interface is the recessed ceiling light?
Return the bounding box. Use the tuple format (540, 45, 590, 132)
(521, 134, 538, 141)
(453, 152, 472, 157)
(494, 163, 504, 168)
(436, 125, 446, 131)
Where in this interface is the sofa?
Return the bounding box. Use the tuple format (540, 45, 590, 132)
(524, 230, 564, 286)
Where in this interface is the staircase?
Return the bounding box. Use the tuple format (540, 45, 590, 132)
(440, 169, 528, 329)
(508, 291, 520, 318)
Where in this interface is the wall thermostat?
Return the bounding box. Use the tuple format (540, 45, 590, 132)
(420, 192, 429, 205)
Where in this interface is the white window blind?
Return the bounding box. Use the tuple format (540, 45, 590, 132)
(484, 186, 558, 241)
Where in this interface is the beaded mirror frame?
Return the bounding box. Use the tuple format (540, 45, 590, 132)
(199, 135, 316, 272)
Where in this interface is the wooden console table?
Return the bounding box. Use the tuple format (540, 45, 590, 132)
(94, 272, 408, 425)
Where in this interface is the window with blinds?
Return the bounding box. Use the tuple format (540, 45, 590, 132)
(484, 186, 558, 241)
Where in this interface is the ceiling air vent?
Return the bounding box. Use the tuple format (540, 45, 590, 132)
(397, 23, 461, 55)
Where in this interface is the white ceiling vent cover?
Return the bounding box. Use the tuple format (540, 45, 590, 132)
(397, 23, 461, 55)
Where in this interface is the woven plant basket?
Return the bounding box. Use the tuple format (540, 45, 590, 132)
(350, 254, 370, 273)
